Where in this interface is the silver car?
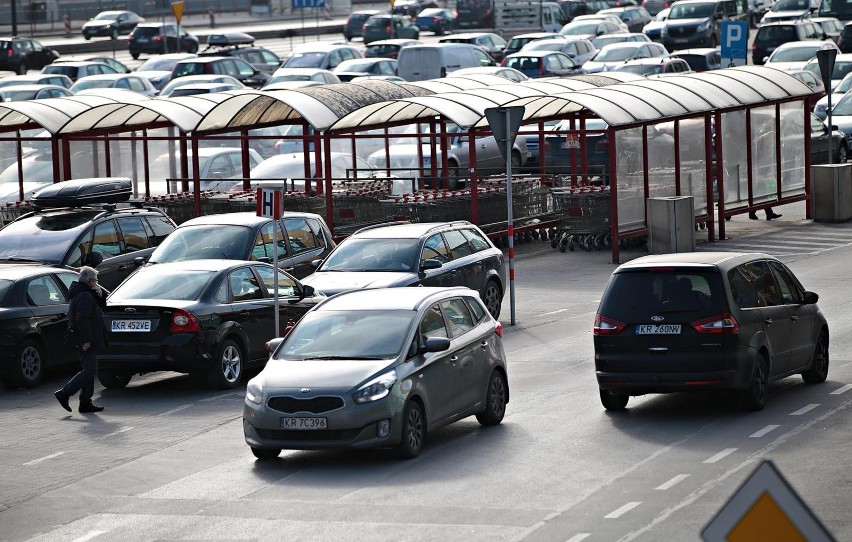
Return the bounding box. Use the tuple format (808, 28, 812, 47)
(243, 286, 509, 460)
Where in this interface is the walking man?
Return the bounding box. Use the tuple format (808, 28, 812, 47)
(55, 266, 107, 414)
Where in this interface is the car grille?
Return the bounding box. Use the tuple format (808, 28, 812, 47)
(256, 428, 360, 441)
(267, 395, 345, 414)
(669, 26, 696, 37)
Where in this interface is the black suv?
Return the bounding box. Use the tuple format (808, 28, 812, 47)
(840, 21, 852, 53)
(559, 0, 611, 21)
(752, 20, 824, 64)
(0, 38, 59, 75)
(302, 221, 507, 318)
(594, 252, 828, 412)
(171, 56, 270, 88)
(344, 9, 381, 41)
(128, 22, 200, 59)
(199, 32, 282, 75)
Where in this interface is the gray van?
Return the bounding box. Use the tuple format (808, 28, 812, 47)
(397, 43, 495, 81)
(661, 0, 748, 50)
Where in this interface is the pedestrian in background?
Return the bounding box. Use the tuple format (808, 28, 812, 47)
(54, 266, 107, 414)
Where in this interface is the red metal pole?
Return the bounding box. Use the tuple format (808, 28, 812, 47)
(746, 109, 754, 212)
(104, 137, 112, 177)
(440, 120, 449, 190)
(241, 128, 250, 179)
(673, 120, 681, 196)
(324, 135, 334, 233)
(704, 115, 715, 242)
(142, 129, 150, 198)
(469, 129, 479, 225)
(429, 118, 438, 187)
(180, 135, 189, 193)
(775, 103, 782, 202)
(609, 127, 620, 264)
(191, 137, 201, 218)
(51, 134, 60, 185)
(313, 128, 322, 195)
(62, 138, 72, 183)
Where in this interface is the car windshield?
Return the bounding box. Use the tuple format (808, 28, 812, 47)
(149, 224, 253, 263)
(0, 213, 97, 264)
(284, 52, 326, 68)
(832, 92, 852, 114)
(336, 60, 376, 72)
(109, 268, 214, 301)
(94, 12, 119, 20)
(319, 238, 418, 272)
(668, 2, 715, 19)
(525, 40, 564, 51)
(137, 57, 182, 72)
(274, 309, 415, 360)
(594, 46, 637, 61)
(770, 46, 821, 62)
(774, 0, 809, 9)
(366, 17, 392, 27)
(561, 22, 600, 34)
(618, 63, 661, 73)
(1, 89, 37, 101)
(270, 73, 313, 82)
(837, 75, 852, 93)
(72, 79, 115, 91)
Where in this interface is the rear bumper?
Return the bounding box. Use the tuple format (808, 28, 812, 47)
(98, 333, 214, 374)
(596, 369, 749, 393)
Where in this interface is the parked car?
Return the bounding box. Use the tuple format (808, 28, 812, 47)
(661, 0, 748, 51)
(642, 7, 670, 42)
(280, 43, 363, 70)
(0, 182, 176, 291)
(803, 53, 852, 91)
(81, 10, 144, 40)
(243, 286, 508, 460)
(250, 152, 376, 189)
(199, 32, 282, 75)
(0, 263, 93, 388)
(504, 32, 563, 57)
(439, 32, 508, 61)
(592, 32, 651, 50)
(41, 61, 118, 82)
(788, 69, 826, 100)
(599, 6, 653, 32)
(363, 14, 421, 44)
(813, 72, 852, 119)
(396, 43, 495, 81)
(0, 73, 72, 89)
(810, 17, 844, 43)
(760, 0, 818, 24)
(559, 20, 623, 40)
(170, 56, 269, 88)
(70, 73, 158, 96)
(302, 221, 506, 318)
(593, 252, 828, 411)
(521, 36, 598, 65)
(0, 84, 72, 101)
(763, 40, 839, 71)
(500, 50, 584, 77)
(641, 0, 672, 16)
(392, 0, 439, 17)
(839, 21, 852, 53)
(748, 0, 771, 28)
(158, 74, 245, 97)
(145, 211, 335, 279)
(99, 260, 323, 390)
(752, 21, 825, 65)
(820, 90, 852, 149)
(412, 8, 457, 34)
(147, 147, 263, 192)
(333, 58, 398, 81)
(343, 10, 381, 41)
(571, 14, 631, 33)
(669, 47, 722, 71)
(0, 38, 59, 75)
(134, 53, 197, 90)
(448, 66, 530, 81)
(165, 83, 241, 96)
(807, 112, 847, 164)
(128, 22, 200, 59)
(614, 56, 692, 74)
(364, 39, 423, 59)
(54, 55, 130, 74)
(582, 41, 669, 72)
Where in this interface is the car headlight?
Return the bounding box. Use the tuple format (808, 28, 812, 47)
(697, 20, 710, 32)
(246, 379, 263, 405)
(353, 370, 398, 404)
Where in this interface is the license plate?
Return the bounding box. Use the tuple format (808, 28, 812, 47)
(636, 324, 681, 335)
(281, 417, 327, 430)
(111, 319, 151, 332)
(136, 37, 149, 42)
(674, 38, 688, 43)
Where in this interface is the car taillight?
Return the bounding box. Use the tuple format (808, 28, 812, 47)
(363, 24, 367, 31)
(154, 35, 162, 41)
(205, 64, 213, 74)
(495, 321, 503, 337)
(594, 314, 625, 335)
(432, 17, 439, 22)
(386, 25, 392, 32)
(170, 309, 201, 333)
(128, 34, 134, 41)
(691, 313, 739, 334)
(6, 48, 13, 58)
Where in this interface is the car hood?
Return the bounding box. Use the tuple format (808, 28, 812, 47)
(764, 61, 809, 71)
(301, 271, 414, 295)
(84, 20, 116, 27)
(762, 10, 808, 21)
(582, 60, 626, 72)
(665, 18, 709, 27)
(257, 358, 397, 389)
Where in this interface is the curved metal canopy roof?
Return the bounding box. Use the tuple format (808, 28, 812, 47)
(0, 93, 147, 134)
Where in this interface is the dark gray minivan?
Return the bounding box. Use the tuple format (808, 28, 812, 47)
(661, 0, 748, 50)
(593, 252, 828, 411)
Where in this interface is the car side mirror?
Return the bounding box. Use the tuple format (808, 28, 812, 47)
(831, 125, 839, 131)
(763, 56, 769, 63)
(803, 291, 819, 304)
(420, 258, 442, 271)
(424, 336, 451, 352)
(85, 251, 104, 268)
(265, 337, 285, 353)
(298, 284, 316, 300)
(311, 258, 323, 268)
(133, 256, 147, 267)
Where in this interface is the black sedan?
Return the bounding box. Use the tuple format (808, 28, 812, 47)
(99, 260, 323, 390)
(82, 10, 144, 40)
(0, 263, 84, 388)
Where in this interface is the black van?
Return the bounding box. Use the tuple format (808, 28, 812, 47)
(661, 0, 748, 50)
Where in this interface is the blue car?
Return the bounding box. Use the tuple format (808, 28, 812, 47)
(413, 8, 457, 35)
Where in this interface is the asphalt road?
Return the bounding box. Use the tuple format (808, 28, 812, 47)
(2, 201, 852, 541)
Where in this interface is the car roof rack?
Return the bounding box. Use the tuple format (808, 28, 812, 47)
(352, 220, 411, 235)
(424, 220, 472, 235)
(29, 177, 132, 210)
(203, 32, 255, 52)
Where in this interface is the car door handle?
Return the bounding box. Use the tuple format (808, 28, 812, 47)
(790, 315, 799, 322)
(764, 318, 773, 325)
(446, 356, 458, 364)
(239, 310, 251, 321)
(480, 341, 488, 348)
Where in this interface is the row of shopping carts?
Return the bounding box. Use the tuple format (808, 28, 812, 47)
(549, 185, 612, 252)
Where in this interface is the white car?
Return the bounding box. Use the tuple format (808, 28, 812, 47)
(158, 74, 245, 97)
(70, 73, 158, 96)
(814, 72, 852, 120)
(582, 41, 668, 73)
(264, 67, 341, 87)
(572, 14, 630, 33)
(764, 40, 839, 71)
(0, 84, 72, 101)
(249, 152, 376, 191)
(448, 66, 529, 82)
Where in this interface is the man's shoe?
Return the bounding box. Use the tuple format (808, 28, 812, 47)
(749, 212, 758, 220)
(79, 402, 104, 413)
(766, 213, 782, 220)
(54, 390, 71, 412)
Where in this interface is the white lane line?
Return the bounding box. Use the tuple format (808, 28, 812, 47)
(565, 534, 591, 542)
(71, 531, 107, 542)
(605, 502, 641, 519)
(199, 391, 245, 402)
(790, 404, 819, 416)
(24, 451, 66, 466)
(831, 384, 852, 395)
(749, 425, 780, 438)
(541, 308, 570, 316)
(703, 448, 737, 464)
(655, 474, 690, 490)
(157, 404, 192, 416)
(97, 426, 133, 439)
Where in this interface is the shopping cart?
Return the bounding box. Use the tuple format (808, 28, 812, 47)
(549, 186, 611, 252)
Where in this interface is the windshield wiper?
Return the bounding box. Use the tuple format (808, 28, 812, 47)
(303, 355, 386, 360)
(0, 257, 44, 263)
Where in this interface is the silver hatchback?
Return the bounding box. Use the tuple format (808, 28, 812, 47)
(243, 287, 509, 460)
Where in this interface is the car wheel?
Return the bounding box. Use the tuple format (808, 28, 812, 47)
(802, 333, 829, 384)
(482, 279, 502, 319)
(436, 23, 444, 35)
(599, 388, 628, 411)
(510, 151, 522, 172)
(740, 353, 768, 411)
(476, 370, 507, 426)
(98, 371, 132, 389)
(207, 338, 243, 390)
(395, 400, 425, 459)
(111, 27, 119, 40)
(12, 339, 44, 388)
(84, 35, 92, 40)
(131, 52, 139, 60)
(187, 42, 198, 54)
(837, 143, 848, 163)
(17, 62, 27, 75)
(709, 34, 717, 48)
(251, 447, 281, 460)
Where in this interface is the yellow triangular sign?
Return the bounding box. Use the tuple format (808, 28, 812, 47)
(389, 0, 396, 8)
(171, 0, 184, 24)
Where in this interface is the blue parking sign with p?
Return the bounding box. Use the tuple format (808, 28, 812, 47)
(721, 21, 748, 68)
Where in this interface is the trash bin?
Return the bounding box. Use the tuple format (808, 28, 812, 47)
(646, 196, 695, 254)
(812, 164, 852, 222)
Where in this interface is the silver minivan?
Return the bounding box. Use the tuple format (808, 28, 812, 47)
(396, 43, 495, 81)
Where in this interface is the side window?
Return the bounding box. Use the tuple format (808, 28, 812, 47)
(114, 77, 130, 89)
(128, 77, 146, 92)
(116, 217, 151, 252)
(252, 221, 288, 260)
(441, 298, 476, 338)
(145, 215, 175, 245)
(92, 220, 122, 257)
(728, 261, 777, 308)
(214, 278, 229, 303)
(261, 50, 279, 64)
(473, 49, 493, 66)
(56, 272, 77, 292)
(235, 59, 256, 76)
(207, 154, 235, 178)
(66, 230, 93, 268)
(328, 50, 343, 68)
(283, 217, 319, 255)
(255, 265, 298, 297)
(421, 233, 450, 263)
(443, 230, 474, 258)
(228, 267, 264, 301)
(769, 261, 803, 304)
(466, 296, 487, 322)
(27, 275, 66, 306)
(461, 228, 492, 252)
(420, 303, 448, 339)
(305, 218, 327, 248)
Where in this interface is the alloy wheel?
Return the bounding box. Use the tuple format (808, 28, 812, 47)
(221, 345, 242, 383)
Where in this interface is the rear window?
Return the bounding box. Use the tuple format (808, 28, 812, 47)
(599, 269, 726, 321)
(366, 17, 391, 27)
(756, 25, 797, 43)
(42, 66, 77, 77)
(367, 44, 400, 56)
(133, 26, 160, 38)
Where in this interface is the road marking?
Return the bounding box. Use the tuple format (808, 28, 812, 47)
(749, 424, 780, 438)
(565, 534, 591, 542)
(605, 502, 641, 519)
(157, 404, 191, 416)
(831, 384, 852, 395)
(703, 448, 737, 464)
(790, 403, 819, 415)
(24, 451, 66, 466)
(541, 308, 570, 316)
(72, 531, 107, 542)
(97, 426, 133, 439)
(656, 474, 690, 490)
(199, 391, 244, 402)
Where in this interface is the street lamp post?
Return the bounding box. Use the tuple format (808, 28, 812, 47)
(11, 0, 19, 37)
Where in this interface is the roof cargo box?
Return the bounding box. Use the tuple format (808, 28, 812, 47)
(31, 177, 132, 209)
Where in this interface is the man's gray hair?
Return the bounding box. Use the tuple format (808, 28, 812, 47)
(79, 266, 98, 283)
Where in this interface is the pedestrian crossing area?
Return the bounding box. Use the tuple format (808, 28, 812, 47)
(696, 222, 852, 257)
